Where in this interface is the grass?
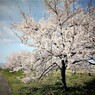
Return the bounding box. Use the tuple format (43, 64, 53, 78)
(0, 68, 95, 95)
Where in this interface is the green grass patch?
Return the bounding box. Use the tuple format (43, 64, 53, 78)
(0, 69, 95, 95)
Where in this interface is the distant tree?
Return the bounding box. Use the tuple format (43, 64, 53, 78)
(5, 50, 52, 81)
(5, 51, 32, 72)
(11, 0, 95, 90)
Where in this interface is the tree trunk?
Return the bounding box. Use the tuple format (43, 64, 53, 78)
(88, 72, 91, 76)
(61, 60, 67, 91)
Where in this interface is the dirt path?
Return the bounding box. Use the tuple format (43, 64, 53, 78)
(0, 74, 11, 95)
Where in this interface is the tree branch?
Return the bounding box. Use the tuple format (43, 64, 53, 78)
(38, 63, 57, 80)
(72, 59, 95, 65)
(61, 9, 82, 26)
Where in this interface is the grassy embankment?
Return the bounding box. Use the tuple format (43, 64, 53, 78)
(0, 68, 95, 95)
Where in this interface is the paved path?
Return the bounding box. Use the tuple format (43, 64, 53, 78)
(0, 74, 11, 95)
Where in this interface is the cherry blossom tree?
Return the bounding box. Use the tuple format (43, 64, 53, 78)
(5, 50, 55, 82)
(5, 51, 32, 72)
(5, 50, 45, 72)
(69, 0, 95, 75)
(11, 0, 95, 90)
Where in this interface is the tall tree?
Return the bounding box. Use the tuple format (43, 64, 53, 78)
(11, 0, 95, 90)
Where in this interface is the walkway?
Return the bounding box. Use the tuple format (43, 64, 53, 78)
(0, 74, 11, 95)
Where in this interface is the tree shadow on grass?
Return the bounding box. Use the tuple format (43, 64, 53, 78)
(18, 79, 95, 95)
(67, 78, 95, 95)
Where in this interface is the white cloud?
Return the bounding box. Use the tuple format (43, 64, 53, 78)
(0, 24, 20, 44)
(0, 38, 11, 43)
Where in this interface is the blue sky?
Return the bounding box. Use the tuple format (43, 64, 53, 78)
(0, 0, 46, 63)
(0, 0, 95, 63)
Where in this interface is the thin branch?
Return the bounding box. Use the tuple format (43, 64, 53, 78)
(72, 59, 95, 65)
(40, 64, 57, 78)
(11, 27, 22, 41)
(17, 1, 27, 21)
(61, 9, 82, 26)
(44, 0, 58, 15)
(54, 62, 61, 69)
(38, 63, 57, 80)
